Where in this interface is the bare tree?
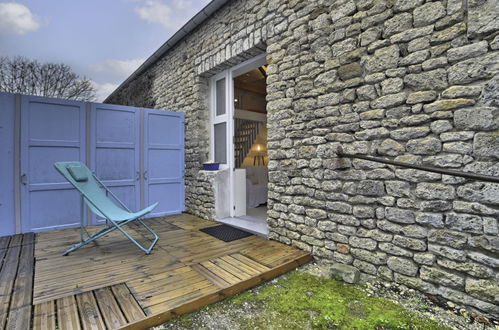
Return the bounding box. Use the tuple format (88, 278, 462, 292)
(0, 56, 96, 101)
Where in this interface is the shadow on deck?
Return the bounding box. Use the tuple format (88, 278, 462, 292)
(0, 213, 312, 329)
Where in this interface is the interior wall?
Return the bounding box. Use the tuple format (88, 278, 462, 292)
(234, 88, 266, 113)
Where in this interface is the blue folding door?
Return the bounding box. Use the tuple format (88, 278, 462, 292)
(144, 109, 185, 217)
(0, 93, 16, 236)
(90, 104, 141, 225)
(20, 96, 86, 232)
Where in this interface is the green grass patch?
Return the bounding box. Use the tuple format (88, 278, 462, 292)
(230, 271, 448, 330)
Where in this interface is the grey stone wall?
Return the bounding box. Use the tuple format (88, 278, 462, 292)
(107, 0, 499, 319)
(190, 170, 218, 220)
(190, 169, 231, 220)
(265, 0, 499, 318)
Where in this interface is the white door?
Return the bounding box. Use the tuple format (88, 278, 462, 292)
(210, 70, 234, 217)
(209, 54, 266, 218)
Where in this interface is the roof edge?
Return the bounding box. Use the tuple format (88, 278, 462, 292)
(104, 0, 229, 103)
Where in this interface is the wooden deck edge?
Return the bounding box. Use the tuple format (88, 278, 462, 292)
(118, 253, 314, 330)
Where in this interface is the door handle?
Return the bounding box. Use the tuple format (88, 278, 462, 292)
(20, 173, 27, 185)
(143, 170, 148, 180)
(136, 171, 140, 180)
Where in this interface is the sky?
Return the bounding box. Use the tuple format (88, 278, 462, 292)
(0, 0, 210, 101)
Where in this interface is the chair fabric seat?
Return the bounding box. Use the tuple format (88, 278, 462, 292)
(89, 201, 159, 222)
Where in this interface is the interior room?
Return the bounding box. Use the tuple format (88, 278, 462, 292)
(227, 65, 268, 233)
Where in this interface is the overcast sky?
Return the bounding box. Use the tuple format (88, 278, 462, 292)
(0, 0, 210, 101)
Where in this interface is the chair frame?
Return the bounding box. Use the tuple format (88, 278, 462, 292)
(62, 171, 159, 256)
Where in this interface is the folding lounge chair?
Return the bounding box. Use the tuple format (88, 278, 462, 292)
(54, 161, 159, 256)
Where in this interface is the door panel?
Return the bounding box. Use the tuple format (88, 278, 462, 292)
(21, 96, 86, 232)
(90, 104, 140, 224)
(0, 93, 16, 236)
(28, 189, 81, 229)
(144, 109, 184, 217)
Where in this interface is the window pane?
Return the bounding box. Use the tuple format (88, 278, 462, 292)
(214, 122, 227, 164)
(216, 78, 226, 116)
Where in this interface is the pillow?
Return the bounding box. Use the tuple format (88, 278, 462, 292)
(67, 165, 88, 182)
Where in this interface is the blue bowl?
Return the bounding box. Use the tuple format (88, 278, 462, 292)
(203, 163, 220, 171)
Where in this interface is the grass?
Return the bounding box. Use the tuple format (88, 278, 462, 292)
(164, 270, 449, 330)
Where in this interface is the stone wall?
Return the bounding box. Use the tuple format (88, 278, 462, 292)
(107, 0, 499, 318)
(265, 0, 499, 318)
(190, 170, 218, 220)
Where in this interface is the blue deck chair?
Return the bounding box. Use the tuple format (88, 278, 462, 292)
(54, 161, 159, 256)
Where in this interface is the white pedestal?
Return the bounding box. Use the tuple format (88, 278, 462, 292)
(234, 169, 246, 217)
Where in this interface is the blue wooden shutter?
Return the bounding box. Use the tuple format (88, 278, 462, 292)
(20, 95, 86, 232)
(143, 109, 185, 217)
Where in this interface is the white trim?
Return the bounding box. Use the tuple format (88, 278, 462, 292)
(231, 53, 267, 77)
(209, 70, 230, 168)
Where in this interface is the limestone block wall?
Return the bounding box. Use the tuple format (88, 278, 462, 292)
(265, 0, 499, 318)
(190, 170, 218, 220)
(107, 0, 499, 318)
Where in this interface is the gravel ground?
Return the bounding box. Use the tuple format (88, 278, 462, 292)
(154, 262, 498, 330)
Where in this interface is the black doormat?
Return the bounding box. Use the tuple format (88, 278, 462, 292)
(200, 224, 253, 242)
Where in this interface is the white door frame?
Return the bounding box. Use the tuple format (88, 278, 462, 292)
(209, 53, 266, 218)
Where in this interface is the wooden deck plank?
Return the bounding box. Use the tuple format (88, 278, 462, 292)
(33, 301, 56, 330)
(211, 258, 252, 280)
(0, 245, 21, 329)
(135, 271, 209, 303)
(35, 259, 180, 291)
(5, 242, 34, 330)
(146, 284, 218, 315)
(0, 247, 9, 274)
(230, 253, 271, 272)
(111, 284, 146, 323)
(125, 265, 191, 289)
(94, 287, 128, 329)
(5, 305, 31, 330)
(129, 270, 202, 298)
(200, 261, 241, 285)
(22, 232, 35, 246)
(76, 291, 106, 330)
(34, 252, 177, 278)
(179, 238, 260, 265)
(140, 279, 215, 311)
(221, 255, 261, 276)
(191, 263, 231, 289)
(249, 247, 308, 268)
(8, 235, 23, 248)
(0, 236, 10, 250)
(57, 296, 82, 330)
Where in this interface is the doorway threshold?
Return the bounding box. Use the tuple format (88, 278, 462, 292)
(218, 216, 268, 237)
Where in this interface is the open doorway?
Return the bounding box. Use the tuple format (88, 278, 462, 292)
(231, 65, 268, 233)
(209, 54, 268, 236)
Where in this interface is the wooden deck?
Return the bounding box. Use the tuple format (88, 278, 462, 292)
(0, 214, 312, 329)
